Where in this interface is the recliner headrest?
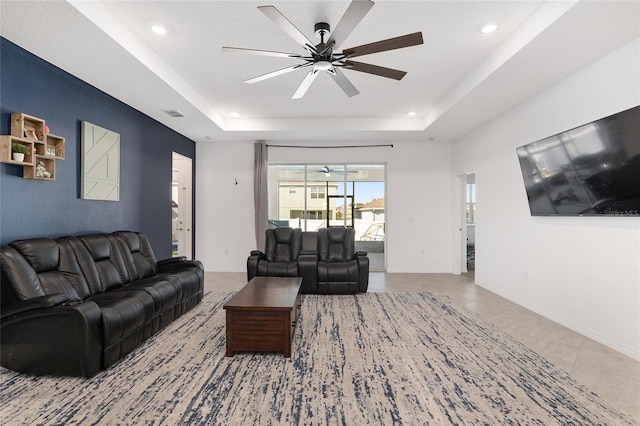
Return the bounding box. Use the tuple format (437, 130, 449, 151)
(9, 238, 59, 272)
(115, 231, 140, 252)
(79, 235, 111, 261)
(273, 227, 296, 243)
(326, 227, 350, 242)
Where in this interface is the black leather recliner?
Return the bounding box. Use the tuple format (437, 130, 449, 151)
(317, 227, 369, 294)
(247, 227, 368, 294)
(247, 227, 302, 281)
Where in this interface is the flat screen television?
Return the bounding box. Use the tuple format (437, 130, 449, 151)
(516, 105, 640, 216)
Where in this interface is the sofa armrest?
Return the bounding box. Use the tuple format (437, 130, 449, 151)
(355, 250, 368, 257)
(355, 253, 370, 293)
(297, 254, 318, 294)
(1, 300, 103, 377)
(247, 251, 265, 282)
(157, 257, 203, 274)
(157, 256, 187, 268)
(1, 294, 70, 319)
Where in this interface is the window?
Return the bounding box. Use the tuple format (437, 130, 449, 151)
(268, 163, 386, 270)
(310, 186, 325, 199)
(268, 164, 385, 230)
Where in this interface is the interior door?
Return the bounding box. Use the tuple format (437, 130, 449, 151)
(172, 153, 193, 259)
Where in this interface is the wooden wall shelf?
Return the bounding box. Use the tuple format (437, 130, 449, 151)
(0, 135, 35, 166)
(1, 113, 64, 180)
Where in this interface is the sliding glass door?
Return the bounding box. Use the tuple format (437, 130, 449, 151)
(268, 164, 385, 270)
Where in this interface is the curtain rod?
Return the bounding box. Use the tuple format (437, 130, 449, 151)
(266, 143, 393, 149)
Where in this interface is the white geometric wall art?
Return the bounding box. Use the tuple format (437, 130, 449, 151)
(81, 121, 120, 201)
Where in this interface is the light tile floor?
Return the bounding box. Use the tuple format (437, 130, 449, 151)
(205, 271, 640, 421)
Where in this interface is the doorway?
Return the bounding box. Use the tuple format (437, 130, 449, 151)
(465, 174, 476, 273)
(454, 172, 476, 275)
(172, 152, 193, 259)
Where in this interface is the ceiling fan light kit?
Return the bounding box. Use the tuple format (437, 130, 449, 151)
(222, 0, 424, 99)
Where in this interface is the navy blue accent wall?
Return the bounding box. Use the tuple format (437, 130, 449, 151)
(0, 38, 196, 259)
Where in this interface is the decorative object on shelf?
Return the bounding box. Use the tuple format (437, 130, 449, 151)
(1, 113, 64, 180)
(81, 121, 120, 201)
(24, 129, 38, 140)
(11, 143, 29, 162)
(35, 161, 51, 178)
(46, 133, 65, 159)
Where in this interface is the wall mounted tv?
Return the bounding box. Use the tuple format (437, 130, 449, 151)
(516, 105, 640, 216)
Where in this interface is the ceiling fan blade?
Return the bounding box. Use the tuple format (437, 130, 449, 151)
(327, 0, 374, 49)
(344, 60, 407, 80)
(222, 46, 303, 59)
(258, 5, 315, 49)
(330, 68, 359, 98)
(342, 32, 424, 58)
(292, 69, 320, 99)
(245, 63, 312, 84)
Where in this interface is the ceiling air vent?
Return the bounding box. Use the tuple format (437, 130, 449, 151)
(163, 110, 187, 118)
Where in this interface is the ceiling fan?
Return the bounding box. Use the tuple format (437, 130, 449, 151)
(293, 166, 356, 176)
(316, 165, 358, 176)
(222, 0, 424, 99)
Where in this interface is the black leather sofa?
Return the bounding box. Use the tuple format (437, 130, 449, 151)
(247, 227, 369, 294)
(0, 231, 204, 377)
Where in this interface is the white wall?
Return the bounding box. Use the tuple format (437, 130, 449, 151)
(196, 139, 454, 274)
(452, 38, 640, 360)
(196, 141, 256, 272)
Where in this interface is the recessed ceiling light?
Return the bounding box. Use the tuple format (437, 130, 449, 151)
(150, 24, 168, 35)
(481, 22, 499, 34)
(231, 111, 241, 118)
(407, 111, 417, 116)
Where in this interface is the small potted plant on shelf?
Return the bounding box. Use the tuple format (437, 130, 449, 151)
(11, 143, 29, 162)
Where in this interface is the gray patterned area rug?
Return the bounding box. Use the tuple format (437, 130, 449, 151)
(0, 292, 637, 425)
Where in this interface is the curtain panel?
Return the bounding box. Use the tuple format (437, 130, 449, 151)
(254, 141, 268, 250)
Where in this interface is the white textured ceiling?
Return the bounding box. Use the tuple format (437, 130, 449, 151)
(1, 1, 639, 143)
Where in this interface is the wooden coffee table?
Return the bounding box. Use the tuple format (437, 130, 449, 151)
(223, 276, 302, 358)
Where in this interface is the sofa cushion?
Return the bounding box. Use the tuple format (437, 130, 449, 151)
(157, 266, 204, 302)
(88, 290, 154, 346)
(257, 260, 298, 277)
(6, 238, 91, 302)
(124, 277, 180, 315)
(1, 246, 44, 302)
(265, 228, 301, 262)
(88, 289, 155, 368)
(69, 235, 131, 293)
(113, 231, 158, 280)
(318, 227, 355, 262)
(317, 260, 359, 282)
(9, 238, 60, 272)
